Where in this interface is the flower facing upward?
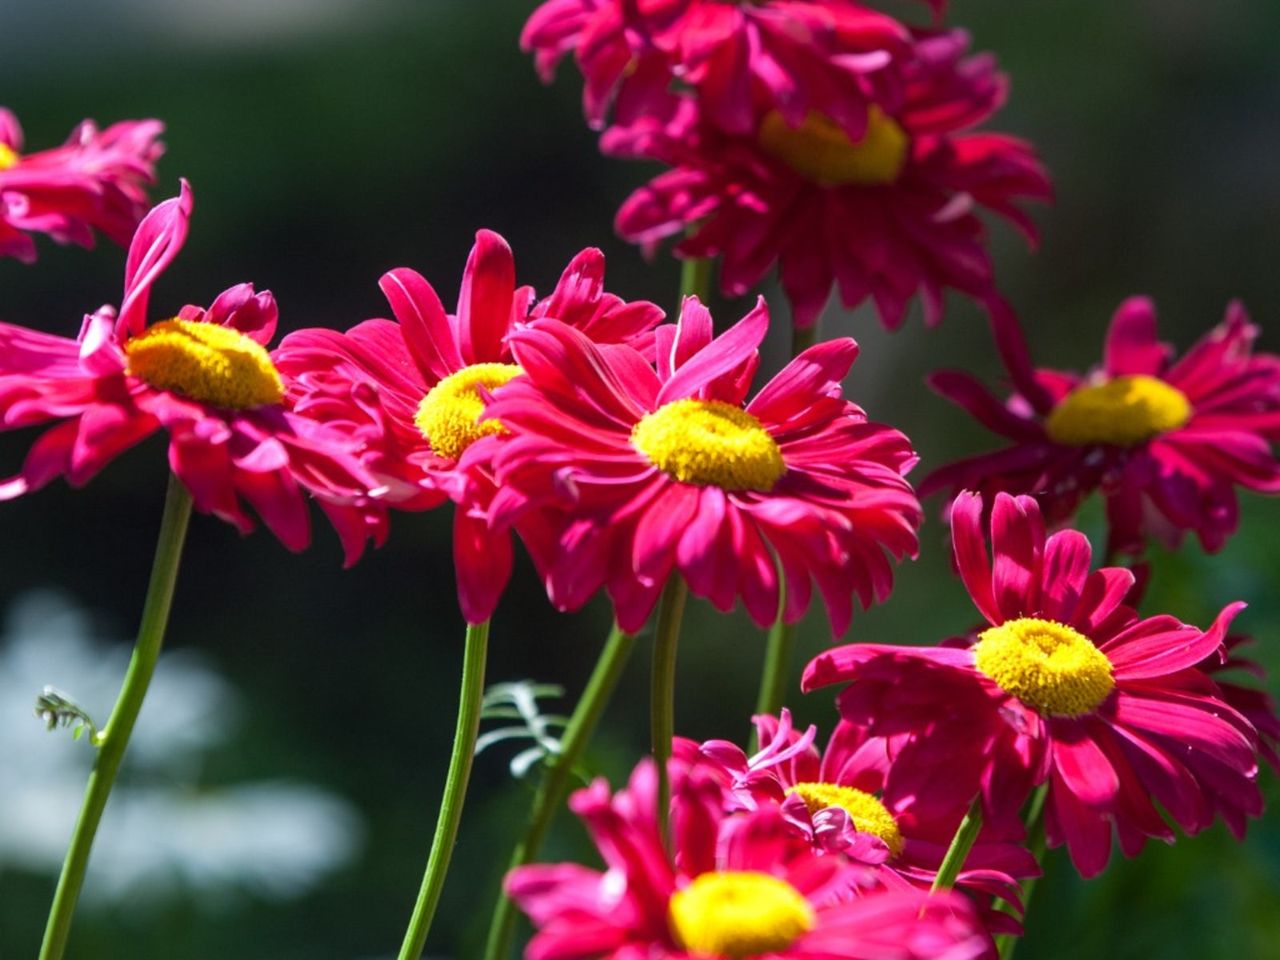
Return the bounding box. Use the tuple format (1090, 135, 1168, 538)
(521, 0, 909, 138)
(613, 29, 1051, 330)
(804, 493, 1263, 877)
(0, 107, 163, 263)
(921, 296, 1280, 556)
(506, 758, 991, 960)
(0, 183, 376, 550)
(273, 231, 664, 622)
(675, 710, 1038, 934)
(481, 296, 922, 634)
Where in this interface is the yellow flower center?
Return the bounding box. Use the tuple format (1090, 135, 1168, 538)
(1044, 375, 1191, 447)
(786, 782, 904, 858)
(973, 617, 1115, 717)
(414, 362, 521, 461)
(669, 871, 815, 959)
(632, 398, 784, 492)
(124, 319, 284, 410)
(758, 107, 908, 187)
(0, 143, 19, 171)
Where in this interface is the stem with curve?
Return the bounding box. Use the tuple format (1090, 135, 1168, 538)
(39, 474, 194, 960)
(397, 618, 490, 960)
(481, 622, 637, 960)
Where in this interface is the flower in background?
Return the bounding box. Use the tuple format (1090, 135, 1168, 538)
(922, 297, 1280, 556)
(613, 29, 1050, 330)
(0, 108, 163, 263)
(0, 182, 376, 551)
(274, 231, 664, 622)
(506, 758, 991, 960)
(805, 492, 1263, 878)
(482, 296, 921, 634)
(676, 710, 1037, 935)
(522, 0, 909, 138)
(0, 591, 362, 902)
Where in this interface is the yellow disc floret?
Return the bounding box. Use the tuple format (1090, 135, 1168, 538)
(415, 362, 521, 461)
(973, 617, 1115, 717)
(758, 107, 909, 187)
(0, 143, 19, 171)
(1045, 375, 1191, 447)
(632, 398, 785, 492)
(669, 871, 815, 959)
(786, 782, 904, 858)
(125, 318, 284, 410)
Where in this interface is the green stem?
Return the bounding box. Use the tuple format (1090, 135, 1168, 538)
(929, 797, 984, 893)
(651, 576, 688, 847)
(995, 785, 1048, 960)
(751, 317, 821, 740)
(39, 474, 194, 960)
(481, 622, 637, 960)
(397, 618, 491, 960)
(679, 256, 713, 306)
(754, 594, 797, 721)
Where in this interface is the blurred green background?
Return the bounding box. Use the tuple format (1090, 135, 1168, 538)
(2, 1, 1278, 957)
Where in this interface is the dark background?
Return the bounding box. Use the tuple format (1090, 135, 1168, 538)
(1, 1, 1278, 957)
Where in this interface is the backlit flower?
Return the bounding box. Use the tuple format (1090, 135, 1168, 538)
(0, 107, 163, 263)
(0, 183, 375, 550)
(273, 231, 664, 622)
(921, 297, 1280, 556)
(614, 29, 1050, 330)
(506, 758, 991, 960)
(521, 0, 908, 137)
(676, 709, 1037, 933)
(804, 492, 1263, 877)
(482, 296, 921, 633)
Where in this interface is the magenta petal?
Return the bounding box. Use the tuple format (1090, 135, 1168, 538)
(457, 229, 516, 365)
(1103, 296, 1171, 377)
(1106, 603, 1244, 680)
(655, 296, 767, 404)
(380, 266, 464, 381)
(950, 491, 1000, 625)
(116, 181, 192, 340)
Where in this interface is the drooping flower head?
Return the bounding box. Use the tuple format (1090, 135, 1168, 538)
(922, 296, 1280, 556)
(804, 492, 1263, 877)
(613, 28, 1051, 330)
(0, 108, 163, 263)
(506, 757, 992, 960)
(0, 183, 375, 550)
(522, 0, 910, 139)
(481, 296, 922, 633)
(675, 709, 1037, 933)
(273, 231, 664, 622)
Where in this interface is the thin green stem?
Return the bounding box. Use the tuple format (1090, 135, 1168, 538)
(679, 256, 713, 306)
(754, 597, 798, 721)
(39, 474, 193, 960)
(929, 797, 984, 893)
(481, 622, 637, 960)
(397, 618, 491, 960)
(751, 317, 821, 741)
(651, 576, 688, 847)
(995, 785, 1049, 960)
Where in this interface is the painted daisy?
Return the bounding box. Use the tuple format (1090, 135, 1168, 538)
(481, 295, 921, 633)
(0, 183, 375, 550)
(922, 296, 1280, 556)
(804, 492, 1262, 877)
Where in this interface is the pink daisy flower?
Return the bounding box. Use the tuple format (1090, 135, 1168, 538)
(0, 182, 375, 550)
(506, 757, 991, 960)
(804, 492, 1263, 878)
(481, 296, 922, 634)
(273, 231, 664, 622)
(922, 296, 1280, 556)
(521, 0, 908, 138)
(613, 28, 1051, 330)
(0, 107, 163, 263)
(675, 709, 1038, 933)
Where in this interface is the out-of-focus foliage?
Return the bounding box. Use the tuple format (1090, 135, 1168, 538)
(0, 1, 1277, 958)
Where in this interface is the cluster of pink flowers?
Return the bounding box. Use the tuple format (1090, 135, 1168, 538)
(3, 0, 1278, 956)
(523, 0, 1050, 330)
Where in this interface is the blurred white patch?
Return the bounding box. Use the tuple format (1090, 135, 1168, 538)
(0, 590, 363, 905)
